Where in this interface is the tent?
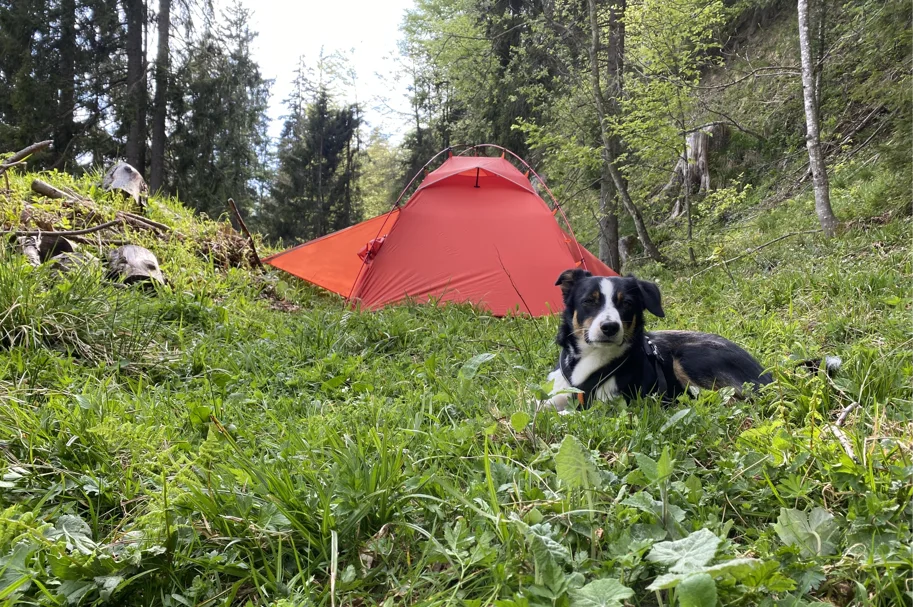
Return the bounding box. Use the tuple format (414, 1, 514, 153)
(264, 151, 615, 316)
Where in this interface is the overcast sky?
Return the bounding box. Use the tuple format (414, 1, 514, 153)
(222, 0, 417, 143)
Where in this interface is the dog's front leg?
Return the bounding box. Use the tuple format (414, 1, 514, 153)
(538, 368, 575, 414)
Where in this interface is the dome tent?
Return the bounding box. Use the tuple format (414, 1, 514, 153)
(264, 147, 615, 316)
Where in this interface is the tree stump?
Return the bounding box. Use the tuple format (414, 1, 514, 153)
(662, 124, 728, 218)
(106, 245, 165, 285)
(103, 162, 148, 207)
(619, 235, 639, 267)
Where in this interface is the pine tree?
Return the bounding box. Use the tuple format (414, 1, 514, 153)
(0, 0, 56, 158)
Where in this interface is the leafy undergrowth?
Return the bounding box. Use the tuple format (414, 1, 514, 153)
(0, 165, 911, 607)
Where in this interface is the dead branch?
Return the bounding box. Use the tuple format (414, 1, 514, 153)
(0, 140, 53, 175)
(2, 220, 125, 238)
(696, 66, 800, 90)
(824, 424, 858, 462)
(31, 179, 72, 200)
(227, 198, 264, 270)
(835, 106, 886, 148)
(688, 229, 822, 281)
(702, 107, 767, 141)
(841, 116, 892, 163)
(113, 211, 174, 235)
(835, 402, 859, 428)
(119, 211, 173, 234)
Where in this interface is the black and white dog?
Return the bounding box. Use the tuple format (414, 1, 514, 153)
(542, 269, 773, 412)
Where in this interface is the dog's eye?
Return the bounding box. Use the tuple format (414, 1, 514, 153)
(585, 290, 601, 306)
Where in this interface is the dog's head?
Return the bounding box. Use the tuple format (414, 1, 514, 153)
(555, 269, 664, 351)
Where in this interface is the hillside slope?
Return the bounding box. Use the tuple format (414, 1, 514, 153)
(1, 131, 911, 607)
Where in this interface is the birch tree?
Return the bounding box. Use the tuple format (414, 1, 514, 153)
(798, 0, 840, 237)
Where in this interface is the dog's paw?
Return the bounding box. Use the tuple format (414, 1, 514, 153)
(536, 393, 574, 414)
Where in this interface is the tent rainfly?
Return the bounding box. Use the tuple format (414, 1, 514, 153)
(264, 152, 616, 316)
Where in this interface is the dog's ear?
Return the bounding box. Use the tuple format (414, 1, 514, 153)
(555, 268, 591, 303)
(632, 276, 664, 318)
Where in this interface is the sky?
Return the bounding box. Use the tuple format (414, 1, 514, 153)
(223, 0, 417, 143)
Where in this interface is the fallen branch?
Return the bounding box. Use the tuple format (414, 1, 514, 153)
(0, 140, 53, 175)
(835, 402, 859, 427)
(1, 220, 125, 238)
(824, 424, 858, 462)
(119, 211, 174, 234)
(689, 230, 822, 282)
(31, 178, 72, 200)
(834, 106, 886, 149)
(227, 198, 264, 270)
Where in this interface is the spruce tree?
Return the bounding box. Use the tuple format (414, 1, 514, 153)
(264, 60, 361, 243)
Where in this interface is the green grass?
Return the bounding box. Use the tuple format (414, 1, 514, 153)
(0, 163, 911, 607)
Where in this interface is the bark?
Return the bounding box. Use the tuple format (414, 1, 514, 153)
(607, 160, 670, 265)
(798, 0, 839, 236)
(149, 0, 170, 192)
(124, 0, 147, 174)
(586, 0, 667, 266)
(599, 0, 625, 272)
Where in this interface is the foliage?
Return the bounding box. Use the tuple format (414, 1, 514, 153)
(613, 0, 725, 191)
(168, 0, 273, 219)
(260, 56, 362, 244)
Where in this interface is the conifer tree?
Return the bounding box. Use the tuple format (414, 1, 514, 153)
(264, 58, 361, 243)
(168, 1, 272, 218)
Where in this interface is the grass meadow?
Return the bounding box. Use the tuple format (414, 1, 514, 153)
(0, 163, 911, 606)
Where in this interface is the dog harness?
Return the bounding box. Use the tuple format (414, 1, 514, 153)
(559, 335, 668, 407)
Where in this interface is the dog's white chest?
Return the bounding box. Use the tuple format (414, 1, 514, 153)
(542, 363, 621, 413)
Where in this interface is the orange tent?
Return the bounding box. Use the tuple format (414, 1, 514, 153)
(264, 152, 615, 316)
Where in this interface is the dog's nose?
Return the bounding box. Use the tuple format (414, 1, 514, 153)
(600, 321, 620, 337)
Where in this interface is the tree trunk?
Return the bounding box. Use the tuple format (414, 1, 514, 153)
(56, 0, 77, 169)
(607, 160, 670, 265)
(124, 0, 147, 175)
(599, 0, 625, 272)
(664, 128, 712, 218)
(598, 161, 620, 271)
(149, 0, 170, 192)
(586, 0, 667, 266)
(798, 0, 839, 237)
(683, 140, 695, 264)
